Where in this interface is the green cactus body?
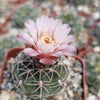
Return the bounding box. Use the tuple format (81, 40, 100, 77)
(67, 0, 93, 6)
(12, 5, 39, 28)
(0, 35, 23, 64)
(10, 52, 69, 100)
(85, 53, 100, 89)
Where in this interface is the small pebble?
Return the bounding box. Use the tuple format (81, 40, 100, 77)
(3, 71, 11, 79)
(97, 92, 100, 97)
(73, 96, 79, 100)
(77, 5, 89, 13)
(7, 65, 12, 69)
(0, 91, 10, 100)
(73, 83, 78, 89)
(73, 87, 77, 92)
(68, 90, 74, 98)
(77, 88, 83, 96)
(7, 82, 14, 89)
(74, 67, 81, 72)
(74, 62, 81, 67)
(87, 95, 98, 100)
(15, 93, 22, 100)
(90, 87, 97, 95)
(6, 72, 12, 79)
(1, 84, 8, 90)
(92, 12, 100, 20)
(94, 46, 100, 52)
(63, 59, 71, 66)
(54, 96, 62, 100)
(84, 18, 94, 28)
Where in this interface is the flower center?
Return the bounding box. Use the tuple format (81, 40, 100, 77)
(41, 33, 54, 45)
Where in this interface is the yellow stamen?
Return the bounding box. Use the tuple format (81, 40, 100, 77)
(41, 33, 54, 45)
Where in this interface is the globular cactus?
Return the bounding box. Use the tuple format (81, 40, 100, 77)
(10, 52, 69, 100)
(90, 23, 100, 45)
(0, 35, 23, 64)
(66, 0, 93, 6)
(12, 5, 39, 28)
(85, 53, 100, 89)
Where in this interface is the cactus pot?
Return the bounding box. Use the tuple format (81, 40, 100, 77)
(0, 47, 86, 100)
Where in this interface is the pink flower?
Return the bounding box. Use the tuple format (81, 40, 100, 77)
(16, 15, 76, 65)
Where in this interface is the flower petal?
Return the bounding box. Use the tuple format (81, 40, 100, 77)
(57, 35, 75, 46)
(42, 18, 62, 35)
(65, 35, 75, 44)
(51, 51, 63, 57)
(63, 46, 76, 56)
(36, 15, 48, 37)
(24, 20, 37, 41)
(64, 24, 71, 35)
(36, 15, 62, 38)
(54, 24, 71, 36)
(16, 32, 35, 46)
(40, 58, 56, 65)
(24, 48, 39, 56)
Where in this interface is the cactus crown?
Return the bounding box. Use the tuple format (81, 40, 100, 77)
(10, 52, 69, 99)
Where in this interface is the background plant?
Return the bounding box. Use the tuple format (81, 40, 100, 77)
(59, 14, 81, 37)
(66, 0, 94, 6)
(12, 5, 39, 28)
(85, 53, 100, 90)
(0, 35, 23, 64)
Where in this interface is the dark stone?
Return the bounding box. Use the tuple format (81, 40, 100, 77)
(73, 96, 79, 100)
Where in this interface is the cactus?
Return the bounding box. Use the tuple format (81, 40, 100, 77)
(67, 0, 93, 6)
(9, 52, 69, 100)
(0, 35, 23, 64)
(85, 53, 100, 89)
(12, 5, 39, 28)
(90, 23, 100, 45)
